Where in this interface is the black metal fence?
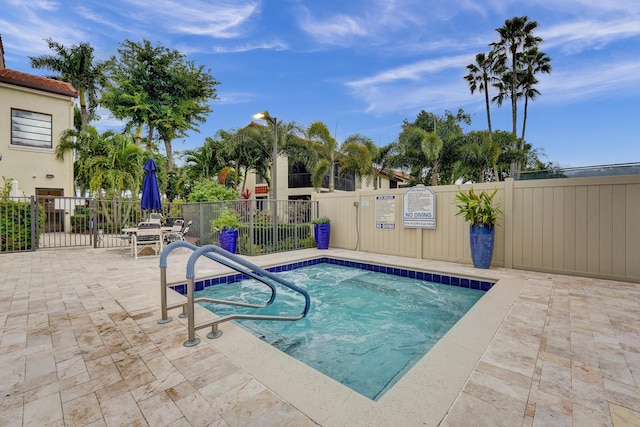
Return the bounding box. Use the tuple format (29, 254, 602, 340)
(185, 199, 318, 255)
(1, 196, 318, 255)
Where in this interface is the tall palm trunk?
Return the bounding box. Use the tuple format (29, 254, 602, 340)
(510, 46, 518, 137)
(483, 76, 493, 135)
(521, 94, 530, 142)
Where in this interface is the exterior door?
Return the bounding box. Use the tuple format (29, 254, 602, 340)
(36, 188, 64, 232)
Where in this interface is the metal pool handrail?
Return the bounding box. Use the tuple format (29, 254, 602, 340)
(159, 242, 311, 347)
(158, 241, 277, 325)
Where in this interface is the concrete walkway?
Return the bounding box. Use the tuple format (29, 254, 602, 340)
(0, 247, 638, 426)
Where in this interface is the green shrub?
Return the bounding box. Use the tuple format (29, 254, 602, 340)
(188, 180, 238, 202)
(0, 199, 44, 251)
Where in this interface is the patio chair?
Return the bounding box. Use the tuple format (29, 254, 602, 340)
(165, 220, 191, 244)
(147, 212, 163, 224)
(131, 222, 163, 259)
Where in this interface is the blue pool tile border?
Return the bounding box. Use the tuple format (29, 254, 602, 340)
(170, 257, 495, 295)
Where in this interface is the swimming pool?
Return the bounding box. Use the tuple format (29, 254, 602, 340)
(189, 259, 491, 400)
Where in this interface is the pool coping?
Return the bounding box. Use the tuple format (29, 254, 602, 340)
(164, 252, 524, 426)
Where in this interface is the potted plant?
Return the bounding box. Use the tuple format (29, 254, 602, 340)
(211, 207, 241, 253)
(312, 216, 331, 250)
(455, 188, 503, 268)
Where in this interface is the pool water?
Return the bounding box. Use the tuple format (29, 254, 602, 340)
(195, 263, 485, 400)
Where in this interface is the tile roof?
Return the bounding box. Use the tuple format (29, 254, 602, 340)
(0, 68, 78, 98)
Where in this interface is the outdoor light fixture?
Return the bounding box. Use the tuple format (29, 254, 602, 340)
(252, 111, 278, 201)
(252, 110, 279, 246)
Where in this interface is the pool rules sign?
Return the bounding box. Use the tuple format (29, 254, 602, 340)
(402, 185, 436, 229)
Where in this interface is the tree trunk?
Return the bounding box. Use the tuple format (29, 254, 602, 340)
(430, 161, 439, 186)
(79, 89, 88, 133)
(163, 137, 174, 171)
(329, 163, 335, 192)
(146, 124, 155, 152)
(483, 75, 492, 135)
(521, 93, 530, 141)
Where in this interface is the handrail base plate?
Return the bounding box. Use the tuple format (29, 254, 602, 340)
(183, 338, 201, 347)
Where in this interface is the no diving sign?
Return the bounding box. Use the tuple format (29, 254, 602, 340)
(402, 185, 436, 229)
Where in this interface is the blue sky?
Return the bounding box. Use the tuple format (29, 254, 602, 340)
(2, 0, 639, 168)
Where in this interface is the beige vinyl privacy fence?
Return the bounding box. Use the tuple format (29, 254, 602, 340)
(313, 175, 640, 283)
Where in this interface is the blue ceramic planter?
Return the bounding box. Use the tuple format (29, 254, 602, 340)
(315, 223, 330, 250)
(219, 228, 238, 253)
(469, 224, 495, 269)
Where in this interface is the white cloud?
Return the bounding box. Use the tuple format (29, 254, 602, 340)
(540, 60, 640, 102)
(347, 54, 471, 89)
(298, 10, 368, 46)
(542, 17, 640, 54)
(210, 40, 288, 54)
(215, 90, 255, 104)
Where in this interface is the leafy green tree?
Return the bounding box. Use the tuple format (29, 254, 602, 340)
(454, 130, 501, 183)
(102, 39, 219, 169)
(30, 39, 109, 132)
(154, 59, 220, 171)
(492, 130, 521, 179)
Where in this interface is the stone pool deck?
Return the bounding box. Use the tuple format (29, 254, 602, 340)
(0, 247, 639, 426)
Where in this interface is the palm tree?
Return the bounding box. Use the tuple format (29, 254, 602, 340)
(306, 121, 339, 192)
(371, 142, 397, 190)
(338, 134, 376, 188)
(397, 126, 443, 186)
(490, 16, 542, 137)
(464, 52, 498, 134)
(455, 131, 501, 183)
(57, 126, 104, 196)
(30, 39, 109, 132)
(89, 132, 145, 198)
(57, 126, 146, 228)
(182, 136, 227, 181)
(520, 49, 552, 141)
(224, 126, 272, 192)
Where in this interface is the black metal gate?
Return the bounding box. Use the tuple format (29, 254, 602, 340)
(36, 196, 98, 249)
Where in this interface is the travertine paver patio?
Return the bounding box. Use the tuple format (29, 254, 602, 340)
(0, 246, 639, 426)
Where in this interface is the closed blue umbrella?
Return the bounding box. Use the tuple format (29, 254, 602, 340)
(141, 158, 162, 214)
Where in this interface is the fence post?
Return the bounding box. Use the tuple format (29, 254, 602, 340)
(249, 199, 255, 255)
(92, 198, 99, 248)
(272, 199, 278, 248)
(503, 178, 514, 269)
(30, 196, 38, 250)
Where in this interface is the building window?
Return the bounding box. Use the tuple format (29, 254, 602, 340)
(11, 109, 52, 149)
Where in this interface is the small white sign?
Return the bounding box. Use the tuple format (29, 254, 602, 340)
(375, 195, 396, 230)
(402, 185, 436, 229)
